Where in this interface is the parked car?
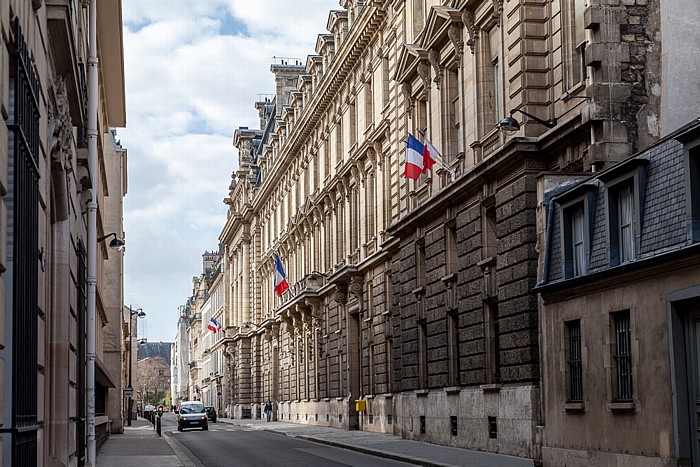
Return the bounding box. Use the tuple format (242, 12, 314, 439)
(176, 401, 208, 431)
(205, 406, 217, 422)
(143, 404, 156, 422)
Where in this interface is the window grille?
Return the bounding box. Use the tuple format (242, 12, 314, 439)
(7, 18, 40, 467)
(613, 311, 633, 401)
(566, 320, 583, 402)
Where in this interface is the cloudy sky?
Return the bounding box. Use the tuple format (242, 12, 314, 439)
(119, 0, 338, 343)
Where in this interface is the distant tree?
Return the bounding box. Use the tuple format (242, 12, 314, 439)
(136, 356, 170, 406)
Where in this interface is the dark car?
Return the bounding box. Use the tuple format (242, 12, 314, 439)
(176, 401, 208, 431)
(205, 406, 217, 422)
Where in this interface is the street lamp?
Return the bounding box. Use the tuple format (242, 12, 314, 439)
(98, 232, 125, 251)
(126, 306, 145, 426)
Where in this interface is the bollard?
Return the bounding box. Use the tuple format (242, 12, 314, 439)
(156, 405, 163, 436)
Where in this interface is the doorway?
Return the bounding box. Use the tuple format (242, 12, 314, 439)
(670, 293, 700, 467)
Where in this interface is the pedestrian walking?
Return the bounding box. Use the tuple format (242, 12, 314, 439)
(264, 400, 273, 422)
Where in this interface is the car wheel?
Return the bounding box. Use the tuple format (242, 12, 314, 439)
(202, 424, 208, 431)
(177, 424, 182, 432)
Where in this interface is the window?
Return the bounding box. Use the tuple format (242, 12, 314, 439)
(566, 320, 583, 402)
(482, 205, 497, 259)
(477, 26, 502, 136)
(608, 181, 636, 265)
(416, 237, 426, 289)
(448, 313, 461, 386)
(612, 311, 633, 401)
(444, 66, 460, 158)
(563, 0, 589, 91)
(563, 201, 587, 277)
(364, 77, 373, 129)
(485, 303, 501, 384)
(419, 319, 428, 389)
(445, 221, 458, 276)
(687, 143, 700, 241)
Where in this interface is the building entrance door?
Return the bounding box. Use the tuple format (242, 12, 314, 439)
(688, 310, 700, 466)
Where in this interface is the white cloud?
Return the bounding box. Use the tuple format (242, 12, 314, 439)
(120, 0, 338, 342)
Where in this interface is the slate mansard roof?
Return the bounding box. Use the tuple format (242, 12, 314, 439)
(536, 119, 700, 292)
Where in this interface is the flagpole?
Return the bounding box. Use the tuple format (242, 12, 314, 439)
(416, 129, 456, 182)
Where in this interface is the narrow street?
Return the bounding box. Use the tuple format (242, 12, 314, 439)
(161, 414, 415, 467)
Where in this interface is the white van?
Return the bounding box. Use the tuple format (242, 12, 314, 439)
(176, 401, 208, 431)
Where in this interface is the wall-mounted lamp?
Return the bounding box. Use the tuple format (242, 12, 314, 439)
(98, 232, 125, 251)
(564, 91, 592, 100)
(497, 109, 557, 133)
(306, 270, 328, 281)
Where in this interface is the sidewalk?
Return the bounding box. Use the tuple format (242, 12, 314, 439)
(97, 416, 535, 467)
(96, 417, 194, 467)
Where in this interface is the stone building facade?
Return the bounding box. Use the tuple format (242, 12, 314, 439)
(204, 0, 698, 462)
(0, 1, 126, 466)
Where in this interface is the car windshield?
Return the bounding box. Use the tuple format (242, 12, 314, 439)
(180, 404, 204, 414)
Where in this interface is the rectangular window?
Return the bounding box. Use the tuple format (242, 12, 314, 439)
(448, 313, 460, 386)
(566, 320, 583, 402)
(688, 144, 700, 241)
(445, 222, 458, 276)
(608, 180, 636, 266)
(563, 0, 589, 91)
(482, 205, 497, 259)
(618, 184, 635, 263)
(563, 202, 587, 277)
(492, 58, 501, 123)
(419, 320, 428, 389)
(415, 99, 428, 138)
(365, 78, 373, 129)
(612, 311, 633, 401)
(485, 303, 501, 384)
(416, 238, 426, 289)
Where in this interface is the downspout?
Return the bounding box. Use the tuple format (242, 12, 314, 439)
(537, 197, 556, 287)
(86, 0, 98, 465)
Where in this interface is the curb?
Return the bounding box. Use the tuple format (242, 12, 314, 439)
(162, 429, 205, 467)
(294, 435, 456, 467)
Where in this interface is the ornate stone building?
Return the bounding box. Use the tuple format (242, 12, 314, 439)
(212, 0, 698, 462)
(0, 1, 126, 465)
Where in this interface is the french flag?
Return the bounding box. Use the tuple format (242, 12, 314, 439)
(404, 133, 425, 180)
(422, 137, 438, 172)
(274, 254, 289, 296)
(207, 317, 221, 333)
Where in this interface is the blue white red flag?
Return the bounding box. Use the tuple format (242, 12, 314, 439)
(422, 137, 438, 172)
(207, 317, 221, 333)
(404, 133, 425, 180)
(274, 254, 289, 296)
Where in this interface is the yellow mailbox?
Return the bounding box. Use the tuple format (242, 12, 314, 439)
(355, 399, 366, 412)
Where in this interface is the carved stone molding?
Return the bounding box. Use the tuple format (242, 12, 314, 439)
(50, 76, 73, 172)
(348, 276, 363, 303)
(401, 82, 415, 116)
(331, 289, 347, 304)
(492, 0, 503, 25)
(448, 23, 464, 66)
(428, 49, 441, 90)
(417, 61, 431, 101)
(461, 9, 476, 54)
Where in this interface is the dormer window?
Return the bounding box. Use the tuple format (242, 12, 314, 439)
(556, 182, 596, 279)
(600, 158, 648, 267)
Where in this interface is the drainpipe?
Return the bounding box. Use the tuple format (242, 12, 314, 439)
(86, 0, 98, 464)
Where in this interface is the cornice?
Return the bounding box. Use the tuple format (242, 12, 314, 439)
(252, 4, 388, 214)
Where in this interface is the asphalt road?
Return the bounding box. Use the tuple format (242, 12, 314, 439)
(160, 414, 415, 467)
